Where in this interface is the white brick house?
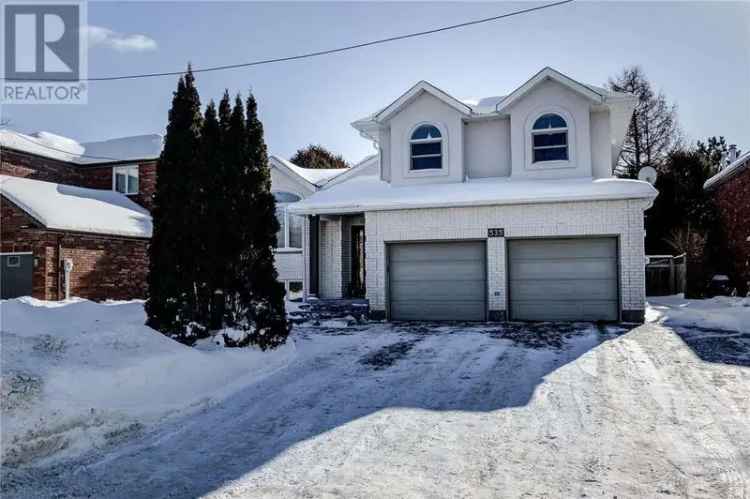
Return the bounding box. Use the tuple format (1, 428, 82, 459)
(291, 68, 658, 322)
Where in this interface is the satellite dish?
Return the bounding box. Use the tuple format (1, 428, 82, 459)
(638, 166, 658, 185)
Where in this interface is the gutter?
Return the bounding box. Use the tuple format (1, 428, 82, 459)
(289, 190, 658, 216)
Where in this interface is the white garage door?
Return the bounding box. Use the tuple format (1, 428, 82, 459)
(388, 241, 486, 321)
(508, 238, 619, 321)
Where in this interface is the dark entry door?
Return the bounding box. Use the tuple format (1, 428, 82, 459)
(1, 253, 33, 299)
(350, 226, 366, 298)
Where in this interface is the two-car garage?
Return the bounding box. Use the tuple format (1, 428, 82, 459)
(387, 237, 619, 322)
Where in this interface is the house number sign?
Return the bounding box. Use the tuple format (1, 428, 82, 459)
(487, 228, 505, 238)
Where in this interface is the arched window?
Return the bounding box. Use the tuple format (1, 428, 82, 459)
(410, 124, 443, 170)
(273, 192, 303, 249)
(532, 113, 568, 163)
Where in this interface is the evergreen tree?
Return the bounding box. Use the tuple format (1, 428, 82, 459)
(696, 136, 730, 175)
(223, 93, 289, 349)
(290, 144, 349, 169)
(146, 66, 205, 342)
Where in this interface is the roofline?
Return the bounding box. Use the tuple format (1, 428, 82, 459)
(320, 153, 379, 189)
(373, 80, 472, 122)
(704, 151, 750, 190)
(495, 67, 604, 113)
(0, 144, 159, 167)
(268, 155, 319, 190)
(289, 190, 657, 216)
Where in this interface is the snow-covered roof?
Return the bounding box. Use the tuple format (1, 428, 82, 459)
(322, 153, 379, 188)
(0, 129, 163, 165)
(269, 155, 348, 187)
(289, 175, 658, 215)
(704, 151, 750, 190)
(0, 175, 152, 238)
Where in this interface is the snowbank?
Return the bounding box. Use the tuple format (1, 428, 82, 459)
(647, 294, 750, 333)
(0, 298, 295, 466)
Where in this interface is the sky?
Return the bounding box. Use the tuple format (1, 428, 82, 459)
(2, 1, 749, 164)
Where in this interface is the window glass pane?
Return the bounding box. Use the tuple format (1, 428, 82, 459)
(274, 192, 301, 203)
(127, 173, 139, 194)
(275, 207, 286, 248)
(115, 172, 126, 193)
(533, 113, 567, 130)
(411, 156, 442, 170)
(411, 142, 441, 156)
(410, 125, 441, 140)
(533, 146, 569, 162)
(533, 132, 567, 147)
(289, 214, 303, 248)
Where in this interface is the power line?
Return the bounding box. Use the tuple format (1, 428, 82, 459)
(4, 0, 573, 82)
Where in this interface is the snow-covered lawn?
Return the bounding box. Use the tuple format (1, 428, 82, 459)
(0, 298, 294, 467)
(2, 296, 749, 498)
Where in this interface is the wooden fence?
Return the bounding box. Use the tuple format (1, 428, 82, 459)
(646, 254, 686, 296)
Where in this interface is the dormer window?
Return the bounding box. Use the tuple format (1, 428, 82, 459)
(410, 125, 443, 170)
(113, 165, 139, 195)
(532, 114, 568, 163)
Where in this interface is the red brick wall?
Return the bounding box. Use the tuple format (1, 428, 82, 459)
(712, 167, 750, 294)
(1, 196, 149, 301)
(1, 148, 157, 211)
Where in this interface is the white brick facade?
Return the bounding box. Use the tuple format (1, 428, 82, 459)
(319, 217, 343, 299)
(273, 250, 304, 283)
(361, 199, 649, 318)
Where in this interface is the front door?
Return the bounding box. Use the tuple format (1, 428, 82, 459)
(350, 225, 366, 298)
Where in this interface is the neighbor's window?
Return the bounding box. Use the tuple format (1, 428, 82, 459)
(410, 124, 443, 170)
(532, 113, 568, 163)
(113, 165, 139, 195)
(274, 192, 303, 249)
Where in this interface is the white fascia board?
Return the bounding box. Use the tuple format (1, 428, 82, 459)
(289, 191, 658, 216)
(496, 67, 605, 113)
(374, 81, 472, 122)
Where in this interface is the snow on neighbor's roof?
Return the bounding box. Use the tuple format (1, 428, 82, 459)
(0, 175, 152, 238)
(0, 129, 163, 165)
(704, 151, 750, 190)
(289, 175, 658, 215)
(269, 155, 348, 187)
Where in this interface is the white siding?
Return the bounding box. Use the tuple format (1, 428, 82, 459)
(465, 119, 511, 179)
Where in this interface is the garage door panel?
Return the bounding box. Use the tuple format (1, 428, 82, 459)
(511, 300, 618, 322)
(391, 300, 486, 322)
(390, 242, 485, 262)
(390, 279, 485, 301)
(511, 258, 618, 280)
(390, 260, 486, 281)
(510, 279, 618, 301)
(388, 241, 486, 321)
(513, 238, 616, 259)
(508, 238, 618, 322)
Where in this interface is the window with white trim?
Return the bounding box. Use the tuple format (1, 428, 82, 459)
(274, 192, 303, 249)
(410, 124, 443, 170)
(531, 113, 568, 163)
(113, 165, 139, 195)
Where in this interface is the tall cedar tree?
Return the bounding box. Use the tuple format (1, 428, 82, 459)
(223, 94, 289, 349)
(290, 144, 349, 169)
(608, 66, 681, 178)
(146, 67, 205, 341)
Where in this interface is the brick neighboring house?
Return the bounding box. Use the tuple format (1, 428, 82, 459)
(1, 130, 160, 301)
(0, 129, 348, 301)
(704, 147, 750, 295)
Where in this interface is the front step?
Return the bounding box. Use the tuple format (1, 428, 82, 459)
(288, 298, 370, 324)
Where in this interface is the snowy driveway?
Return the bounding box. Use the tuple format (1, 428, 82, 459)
(5, 320, 750, 498)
